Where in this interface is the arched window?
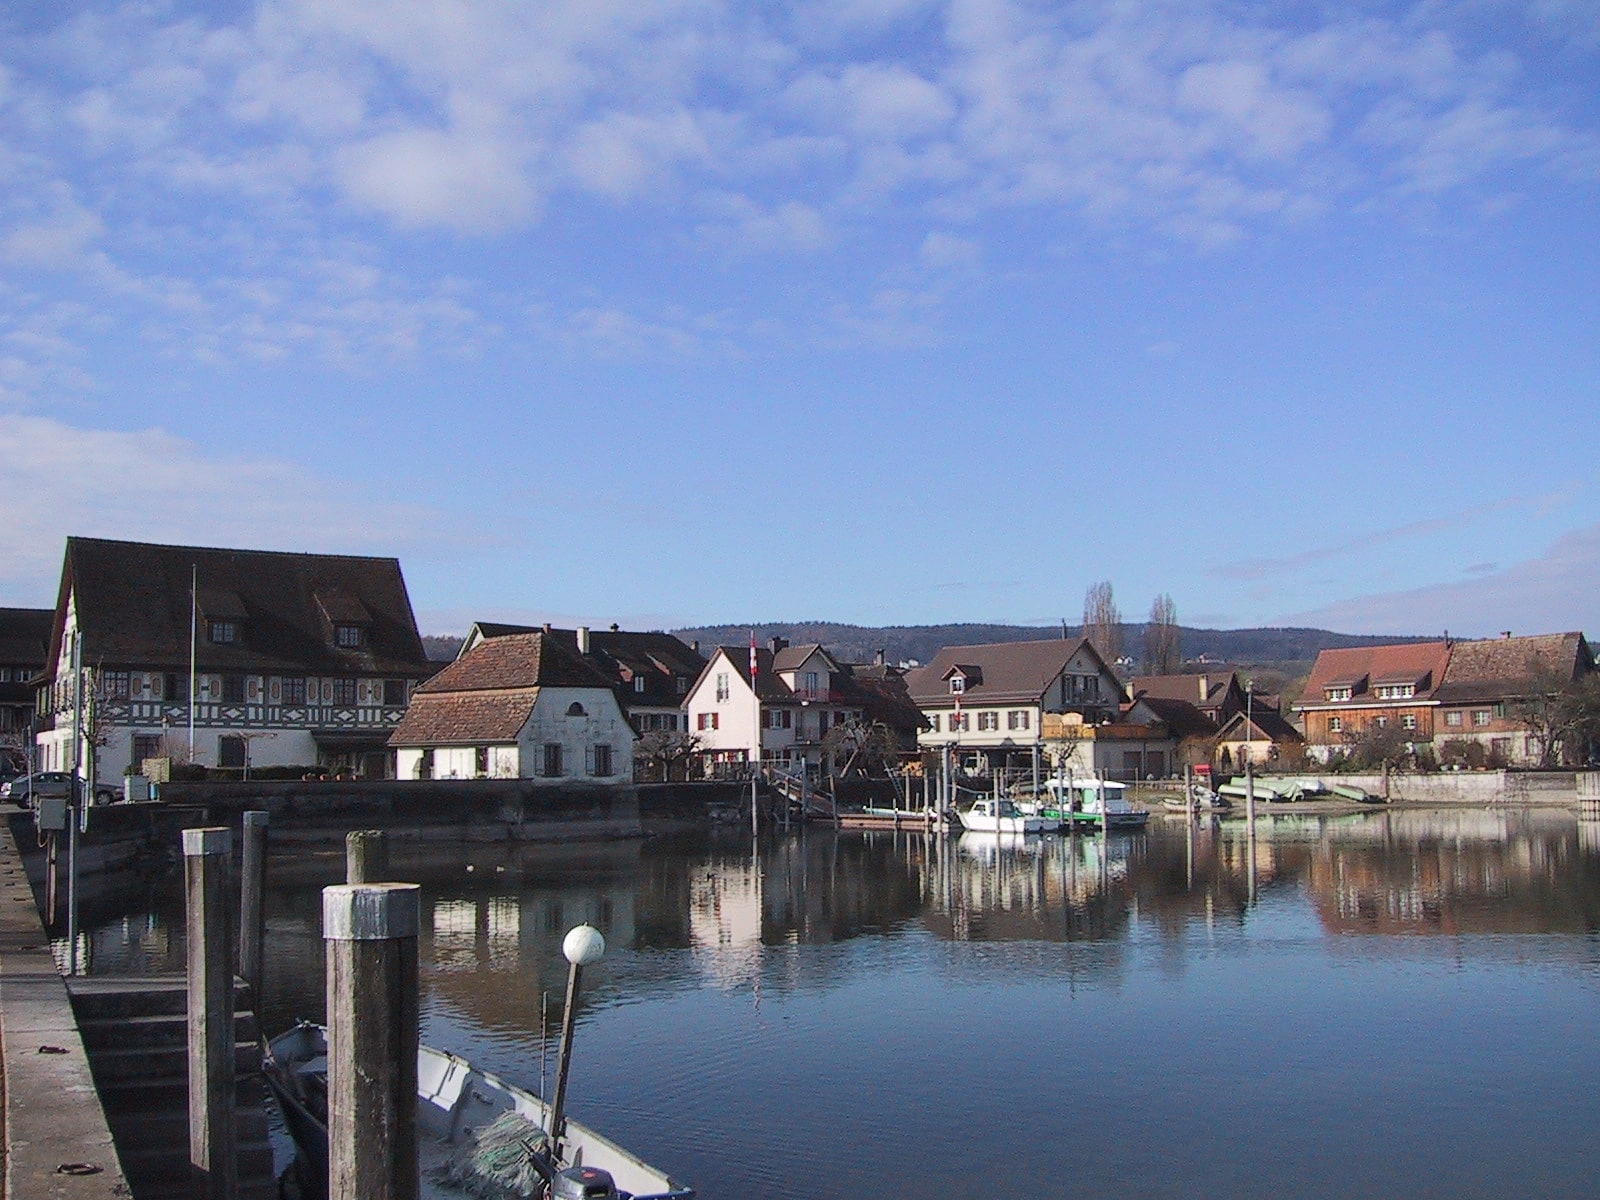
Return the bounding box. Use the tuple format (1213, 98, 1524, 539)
(567, 702, 587, 717)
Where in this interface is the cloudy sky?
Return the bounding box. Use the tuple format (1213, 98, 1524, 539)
(2, 0, 1596, 638)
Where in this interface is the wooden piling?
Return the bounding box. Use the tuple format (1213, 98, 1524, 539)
(184, 827, 237, 1200)
(238, 811, 268, 1001)
(345, 829, 388, 884)
(323, 883, 420, 1200)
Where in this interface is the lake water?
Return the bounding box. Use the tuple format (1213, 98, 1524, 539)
(71, 807, 1600, 1199)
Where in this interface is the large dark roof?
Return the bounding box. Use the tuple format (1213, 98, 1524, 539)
(905, 638, 1110, 705)
(1296, 641, 1452, 709)
(50, 537, 430, 677)
(0, 608, 52, 666)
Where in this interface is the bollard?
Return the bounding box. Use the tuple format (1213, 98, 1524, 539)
(185, 827, 237, 1200)
(324, 883, 420, 1200)
(239, 811, 269, 1002)
(346, 829, 388, 884)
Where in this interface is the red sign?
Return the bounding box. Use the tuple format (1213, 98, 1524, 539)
(1194, 763, 1211, 777)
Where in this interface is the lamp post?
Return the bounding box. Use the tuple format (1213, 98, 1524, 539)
(548, 923, 605, 1163)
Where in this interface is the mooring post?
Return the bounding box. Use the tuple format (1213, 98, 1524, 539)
(346, 829, 389, 884)
(184, 827, 237, 1200)
(324, 883, 420, 1200)
(239, 811, 268, 1001)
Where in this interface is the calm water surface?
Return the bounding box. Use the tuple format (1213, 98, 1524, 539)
(74, 808, 1600, 1199)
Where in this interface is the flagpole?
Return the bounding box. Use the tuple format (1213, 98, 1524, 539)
(188, 565, 197, 763)
(749, 630, 760, 837)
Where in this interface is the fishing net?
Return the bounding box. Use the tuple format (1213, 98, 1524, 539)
(434, 1110, 553, 1200)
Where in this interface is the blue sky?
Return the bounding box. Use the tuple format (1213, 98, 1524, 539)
(2, 0, 1597, 639)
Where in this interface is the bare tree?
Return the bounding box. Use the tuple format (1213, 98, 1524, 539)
(634, 729, 702, 783)
(1143, 594, 1181, 674)
(1508, 660, 1600, 767)
(822, 719, 899, 779)
(1082, 580, 1121, 663)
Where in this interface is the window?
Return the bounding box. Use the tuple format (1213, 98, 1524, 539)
(1329, 716, 1343, 733)
(715, 672, 730, 701)
(222, 674, 246, 703)
(133, 734, 162, 766)
(383, 679, 406, 706)
(675, 675, 688, 694)
(103, 671, 131, 699)
(929, 714, 941, 733)
(281, 676, 307, 705)
(634, 675, 647, 693)
(1473, 710, 1491, 727)
(335, 624, 364, 648)
(332, 678, 358, 705)
(218, 736, 246, 768)
(1006, 710, 1031, 731)
(542, 743, 563, 777)
(950, 712, 969, 732)
(1374, 715, 1389, 728)
(590, 744, 614, 777)
(697, 712, 719, 731)
(475, 747, 489, 775)
(1325, 686, 1353, 702)
(163, 673, 187, 702)
(16, 668, 31, 682)
(977, 711, 998, 731)
(1401, 714, 1417, 730)
(208, 620, 237, 645)
(1445, 711, 1463, 727)
(949, 676, 965, 694)
(567, 702, 587, 717)
(1375, 684, 1416, 700)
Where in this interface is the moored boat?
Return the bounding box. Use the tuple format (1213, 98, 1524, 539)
(959, 797, 1045, 834)
(1042, 778, 1149, 830)
(264, 1021, 692, 1200)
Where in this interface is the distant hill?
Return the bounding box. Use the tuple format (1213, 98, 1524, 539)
(671, 621, 1431, 675)
(421, 634, 464, 662)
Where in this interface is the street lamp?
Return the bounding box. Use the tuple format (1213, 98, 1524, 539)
(547, 923, 605, 1162)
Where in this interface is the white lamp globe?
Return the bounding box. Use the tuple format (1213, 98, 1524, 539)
(563, 924, 606, 966)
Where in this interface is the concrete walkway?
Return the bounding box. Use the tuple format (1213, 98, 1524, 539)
(0, 820, 129, 1200)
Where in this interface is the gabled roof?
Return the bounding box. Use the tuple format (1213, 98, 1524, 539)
(1128, 672, 1239, 709)
(772, 643, 838, 675)
(1127, 695, 1218, 740)
(459, 623, 705, 709)
(1434, 632, 1592, 703)
(1216, 708, 1304, 744)
(391, 631, 619, 747)
(48, 537, 430, 678)
(1296, 642, 1452, 709)
(419, 632, 613, 694)
(693, 646, 799, 703)
(0, 608, 52, 666)
(906, 638, 1116, 706)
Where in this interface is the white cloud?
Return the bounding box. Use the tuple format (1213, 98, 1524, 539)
(1280, 525, 1600, 638)
(337, 125, 540, 232)
(0, 415, 451, 604)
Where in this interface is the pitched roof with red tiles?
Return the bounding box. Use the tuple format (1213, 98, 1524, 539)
(1295, 641, 1452, 710)
(1128, 672, 1238, 709)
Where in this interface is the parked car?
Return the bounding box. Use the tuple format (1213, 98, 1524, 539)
(1, 772, 116, 806)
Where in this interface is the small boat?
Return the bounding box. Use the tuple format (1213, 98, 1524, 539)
(1330, 783, 1384, 804)
(959, 797, 1045, 834)
(1042, 778, 1149, 830)
(264, 1021, 692, 1200)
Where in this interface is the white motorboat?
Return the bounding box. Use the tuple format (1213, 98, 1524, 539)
(1042, 778, 1149, 830)
(264, 1021, 692, 1200)
(958, 797, 1045, 834)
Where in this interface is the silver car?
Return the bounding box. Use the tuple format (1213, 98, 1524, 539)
(1, 772, 116, 806)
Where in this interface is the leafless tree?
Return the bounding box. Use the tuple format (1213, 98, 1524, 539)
(634, 729, 702, 783)
(1508, 660, 1600, 767)
(822, 719, 899, 778)
(1143, 594, 1181, 674)
(1082, 580, 1121, 664)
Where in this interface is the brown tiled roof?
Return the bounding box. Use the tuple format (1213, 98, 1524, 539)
(1435, 632, 1592, 703)
(773, 643, 835, 674)
(906, 638, 1110, 705)
(1128, 672, 1237, 709)
(1129, 696, 1218, 739)
(464, 623, 705, 710)
(843, 664, 929, 736)
(389, 689, 539, 745)
(49, 537, 430, 678)
(1216, 708, 1304, 744)
(1296, 642, 1452, 709)
(418, 632, 613, 694)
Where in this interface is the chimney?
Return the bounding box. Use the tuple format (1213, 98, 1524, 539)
(577, 626, 590, 653)
(769, 636, 788, 654)
(876, 648, 885, 667)
(1501, 631, 1512, 639)
(542, 623, 552, 636)
(1198, 675, 1208, 704)
(691, 640, 699, 654)
(610, 623, 619, 632)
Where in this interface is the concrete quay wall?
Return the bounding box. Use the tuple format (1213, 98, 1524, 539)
(0, 821, 130, 1200)
(1258, 769, 1581, 804)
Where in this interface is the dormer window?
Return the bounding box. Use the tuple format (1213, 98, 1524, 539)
(950, 675, 966, 695)
(335, 624, 365, 648)
(567, 702, 587, 717)
(1325, 686, 1352, 702)
(634, 675, 647, 693)
(1374, 684, 1415, 700)
(209, 620, 237, 645)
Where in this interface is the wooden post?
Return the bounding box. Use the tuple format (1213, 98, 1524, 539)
(346, 829, 388, 884)
(239, 811, 268, 1002)
(324, 883, 420, 1200)
(184, 827, 237, 1200)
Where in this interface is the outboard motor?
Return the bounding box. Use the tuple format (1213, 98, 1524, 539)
(550, 1165, 621, 1200)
